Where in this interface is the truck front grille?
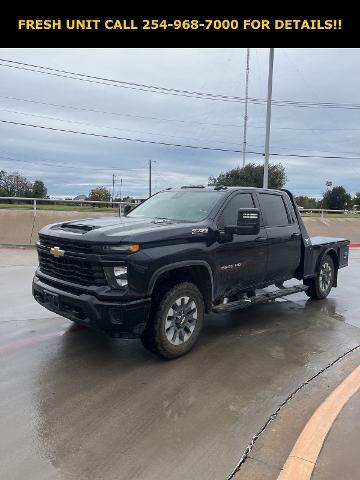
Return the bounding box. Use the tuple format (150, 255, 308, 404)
(38, 249, 107, 286)
(39, 235, 99, 255)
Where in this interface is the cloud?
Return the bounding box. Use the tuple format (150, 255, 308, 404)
(0, 48, 359, 197)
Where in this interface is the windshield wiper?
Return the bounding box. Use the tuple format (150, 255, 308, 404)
(154, 217, 174, 222)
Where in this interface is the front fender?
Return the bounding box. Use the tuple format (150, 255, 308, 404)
(147, 260, 214, 300)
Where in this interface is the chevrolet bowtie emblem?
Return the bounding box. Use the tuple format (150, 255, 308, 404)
(50, 246, 65, 258)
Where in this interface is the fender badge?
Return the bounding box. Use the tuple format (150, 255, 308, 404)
(221, 262, 242, 270)
(192, 228, 208, 235)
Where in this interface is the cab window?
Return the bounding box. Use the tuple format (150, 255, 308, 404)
(220, 193, 255, 226)
(258, 194, 290, 227)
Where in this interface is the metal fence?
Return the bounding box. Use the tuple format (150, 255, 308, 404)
(0, 197, 136, 216)
(299, 208, 360, 219)
(0, 197, 359, 219)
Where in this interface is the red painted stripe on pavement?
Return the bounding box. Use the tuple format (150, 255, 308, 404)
(0, 331, 66, 353)
(0, 324, 85, 354)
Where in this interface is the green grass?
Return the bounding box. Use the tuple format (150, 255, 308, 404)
(0, 203, 119, 212)
(301, 212, 360, 218)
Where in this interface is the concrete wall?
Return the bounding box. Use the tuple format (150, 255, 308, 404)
(0, 209, 115, 246)
(303, 217, 360, 243)
(1, 209, 360, 246)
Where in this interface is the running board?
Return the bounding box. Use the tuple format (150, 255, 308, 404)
(212, 285, 308, 313)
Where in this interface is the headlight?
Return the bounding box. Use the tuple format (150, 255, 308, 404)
(114, 265, 128, 287)
(103, 244, 139, 253)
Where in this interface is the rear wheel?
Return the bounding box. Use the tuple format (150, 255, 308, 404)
(304, 255, 335, 299)
(141, 282, 204, 359)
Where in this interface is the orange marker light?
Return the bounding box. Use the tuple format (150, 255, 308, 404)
(129, 244, 140, 253)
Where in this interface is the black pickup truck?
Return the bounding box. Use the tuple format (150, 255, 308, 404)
(33, 186, 349, 358)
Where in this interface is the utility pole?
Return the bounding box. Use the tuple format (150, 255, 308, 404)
(263, 48, 274, 189)
(149, 160, 153, 198)
(148, 160, 157, 197)
(242, 48, 250, 168)
(119, 178, 123, 217)
(149, 160, 152, 197)
(112, 174, 116, 203)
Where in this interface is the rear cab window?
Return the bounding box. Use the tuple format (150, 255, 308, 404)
(258, 193, 290, 227)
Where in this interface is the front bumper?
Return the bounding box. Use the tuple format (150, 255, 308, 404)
(32, 275, 151, 338)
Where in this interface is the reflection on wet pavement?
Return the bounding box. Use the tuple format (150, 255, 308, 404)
(0, 249, 359, 480)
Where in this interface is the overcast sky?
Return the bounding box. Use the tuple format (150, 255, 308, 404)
(0, 48, 359, 198)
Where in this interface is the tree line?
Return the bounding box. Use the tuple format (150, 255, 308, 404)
(0, 170, 48, 198)
(295, 188, 357, 211)
(209, 163, 358, 211)
(1, 166, 359, 211)
(87, 187, 137, 203)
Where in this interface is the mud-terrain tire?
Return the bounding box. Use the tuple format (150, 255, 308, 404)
(304, 254, 335, 299)
(141, 282, 204, 359)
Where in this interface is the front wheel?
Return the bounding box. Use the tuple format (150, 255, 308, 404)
(141, 282, 204, 359)
(304, 255, 335, 299)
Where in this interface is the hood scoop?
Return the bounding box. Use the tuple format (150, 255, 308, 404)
(56, 223, 101, 234)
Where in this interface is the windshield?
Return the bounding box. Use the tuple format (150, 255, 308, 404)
(128, 190, 225, 222)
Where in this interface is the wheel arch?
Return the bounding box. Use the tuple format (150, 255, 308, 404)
(318, 248, 339, 287)
(148, 261, 214, 313)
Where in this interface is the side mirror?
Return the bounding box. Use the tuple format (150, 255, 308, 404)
(224, 208, 260, 236)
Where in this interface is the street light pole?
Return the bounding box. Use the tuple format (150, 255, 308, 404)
(149, 160, 152, 198)
(242, 48, 250, 168)
(263, 48, 274, 189)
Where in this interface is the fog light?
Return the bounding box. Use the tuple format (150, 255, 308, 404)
(110, 308, 124, 324)
(114, 265, 128, 287)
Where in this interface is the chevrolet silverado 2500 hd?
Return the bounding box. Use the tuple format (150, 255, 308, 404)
(33, 187, 349, 358)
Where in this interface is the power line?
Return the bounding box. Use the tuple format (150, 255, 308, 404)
(0, 58, 244, 98)
(0, 94, 248, 129)
(1, 111, 356, 157)
(2, 118, 360, 160)
(3, 94, 360, 133)
(0, 154, 162, 195)
(0, 61, 247, 103)
(2, 57, 360, 110)
(0, 154, 138, 173)
(0, 118, 247, 153)
(0, 107, 249, 148)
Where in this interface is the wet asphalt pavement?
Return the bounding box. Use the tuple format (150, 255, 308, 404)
(0, 248, 360, 480)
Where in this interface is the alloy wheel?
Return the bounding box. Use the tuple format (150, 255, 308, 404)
(164, 296, 198, 345)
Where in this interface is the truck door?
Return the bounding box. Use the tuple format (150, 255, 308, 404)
(257, 192, 302, 284)
(214, 192, 268, 295)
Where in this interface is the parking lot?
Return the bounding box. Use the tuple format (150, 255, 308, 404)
(1, 247, 360, 480)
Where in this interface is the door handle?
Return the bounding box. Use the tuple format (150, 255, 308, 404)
(255, 236, 267, 242)
(291, 232, 300, 239)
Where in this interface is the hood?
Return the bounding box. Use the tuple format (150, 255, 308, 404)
(39, 215, 211, 246)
